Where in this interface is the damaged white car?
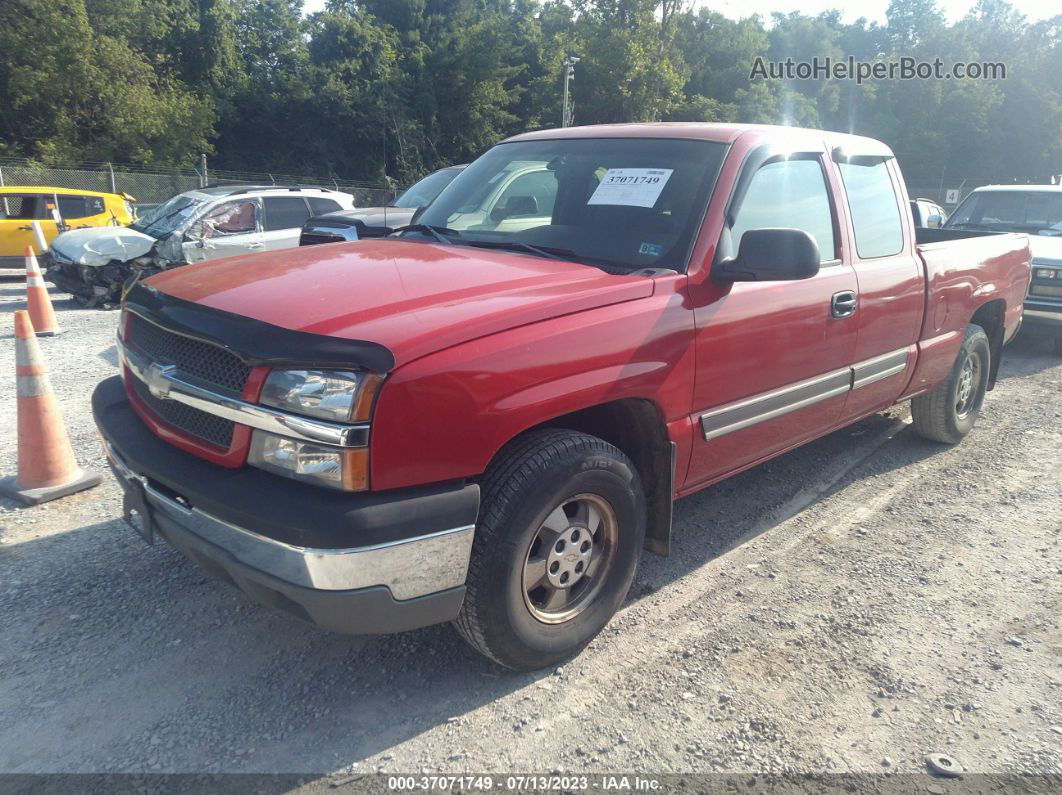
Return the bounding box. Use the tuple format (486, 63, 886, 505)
(46, 185, 355, 307)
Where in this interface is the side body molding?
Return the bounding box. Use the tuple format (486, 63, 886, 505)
(699, 347, 911, 441)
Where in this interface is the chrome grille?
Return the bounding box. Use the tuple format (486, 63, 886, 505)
(127, 312, 250, 395)
(130, 376, 235, 449)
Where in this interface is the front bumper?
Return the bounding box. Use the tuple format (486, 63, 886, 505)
(1022, 302, 1062, 331)
(93, 376, 479, 634)
(46, 261, 103, 299)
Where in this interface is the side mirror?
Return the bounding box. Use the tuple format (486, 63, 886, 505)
(926, 213, 943, 229)
(490, 195, 538, 223)
(715, 228, 820, 282)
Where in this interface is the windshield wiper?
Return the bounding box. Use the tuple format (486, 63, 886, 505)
(392, 224, 460, 245)
(461, 239, 575, 261)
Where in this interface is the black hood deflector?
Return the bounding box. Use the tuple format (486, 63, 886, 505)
(123, 281, 396, 373)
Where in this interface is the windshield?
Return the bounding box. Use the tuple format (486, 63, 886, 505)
(393, 168, 463, 209)
(131, 194, 205, 238)
(411, 137, 727, 271)
(945, 190, 1062, 235)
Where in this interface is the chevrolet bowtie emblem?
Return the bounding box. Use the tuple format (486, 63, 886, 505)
(145, 362, 176, 399)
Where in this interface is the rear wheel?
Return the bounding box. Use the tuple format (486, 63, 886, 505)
(454, 429, 645, 670)
(911, 324, 991, 444)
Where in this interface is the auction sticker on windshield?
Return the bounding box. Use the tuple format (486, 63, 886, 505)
(588, 168, 673, 208)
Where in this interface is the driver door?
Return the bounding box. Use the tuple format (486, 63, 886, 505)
(183, 199, 262, 262)
(685, 150, 859, 488)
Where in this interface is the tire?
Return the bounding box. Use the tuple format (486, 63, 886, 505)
(454, 429, 646, 671)
(911, 324, 991, 444)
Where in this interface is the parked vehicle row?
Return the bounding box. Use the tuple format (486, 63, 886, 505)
(910, 197, 948, 228)
(45, 185, 355, 307)
(942, 184, 1062, 353)
(300, 165, 466, 245)
(0, 186, 134, 272)
(92, 122, 1031, 670)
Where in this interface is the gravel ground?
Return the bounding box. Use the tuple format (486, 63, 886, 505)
(0, 281, 1059, 783)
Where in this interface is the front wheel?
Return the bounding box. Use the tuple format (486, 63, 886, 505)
(911, 324, 991, 444)
(454, 430, 646, 670)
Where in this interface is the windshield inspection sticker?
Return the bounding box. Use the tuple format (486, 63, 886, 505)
(588, 168, 673, 208)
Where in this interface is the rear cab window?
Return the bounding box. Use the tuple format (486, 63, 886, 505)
(836, 158, 904, 258)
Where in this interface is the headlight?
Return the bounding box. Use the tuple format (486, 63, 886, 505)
(248, 431, 368, 491)
(1035, 267, 1057, 279)
(260, 369, 377, 422)
(252, 369, 381, 491)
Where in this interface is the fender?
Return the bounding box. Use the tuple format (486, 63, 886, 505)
(369, 276, 695, 492)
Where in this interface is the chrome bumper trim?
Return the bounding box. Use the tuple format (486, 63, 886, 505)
(105, 443, 474, 600)
(118, 336, 369, 448)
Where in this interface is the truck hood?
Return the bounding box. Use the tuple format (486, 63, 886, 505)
(144, 240, 655, 368)
(50, 226, 156, 267)
(1029, 234, 1062, 265)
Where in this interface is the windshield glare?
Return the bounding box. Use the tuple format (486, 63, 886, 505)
(131, 194, 204, 238)
(414, 138, 727, 271)
(394, 168, 462, 209)
(945, 190, 1062, 235)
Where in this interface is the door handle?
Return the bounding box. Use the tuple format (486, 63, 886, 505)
(17, 225, 33, 231)
(831, 291, 857, 318)
(246, 242, 264, 249)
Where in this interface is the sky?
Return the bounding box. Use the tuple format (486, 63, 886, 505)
(300, 0, 1058, 24)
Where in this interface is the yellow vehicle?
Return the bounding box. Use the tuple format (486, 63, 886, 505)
(0, 186, 134, 272)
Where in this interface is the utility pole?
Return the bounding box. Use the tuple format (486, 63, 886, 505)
(562, 55, 580, 127)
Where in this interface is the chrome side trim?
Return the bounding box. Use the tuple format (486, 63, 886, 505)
(118, 337, 369, 448)
(105, 442, 473, 599)
(699, 368, 851, 441)
(852, 348, 910, 390)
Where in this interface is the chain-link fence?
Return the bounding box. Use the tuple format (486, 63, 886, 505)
(0, 157, 404, 210)
(895, 152, 1054, 211)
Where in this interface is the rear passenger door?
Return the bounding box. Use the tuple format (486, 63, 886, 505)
(686, 148, 859, 487)
(834, 153, 923, 421)
(260, 196, 313, 251)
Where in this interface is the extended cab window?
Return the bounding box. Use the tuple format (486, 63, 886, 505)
(263, 197, 311, 231)
(837, 158, 903, 258)
(731, 158, 836, 262)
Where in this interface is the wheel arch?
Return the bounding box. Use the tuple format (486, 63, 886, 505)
(485, 398, 675, 557)
(970, 298, 1006, 389)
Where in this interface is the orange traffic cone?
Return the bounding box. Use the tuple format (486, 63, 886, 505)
(25, 246, 61, 337)
(0, 311, 100, 505)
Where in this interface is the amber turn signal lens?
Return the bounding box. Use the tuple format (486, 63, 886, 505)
(340, 448, 369, 491)
(352, 373, 384, 422)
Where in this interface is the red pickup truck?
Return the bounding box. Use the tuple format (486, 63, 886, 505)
(93, 124, 1031, 670)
